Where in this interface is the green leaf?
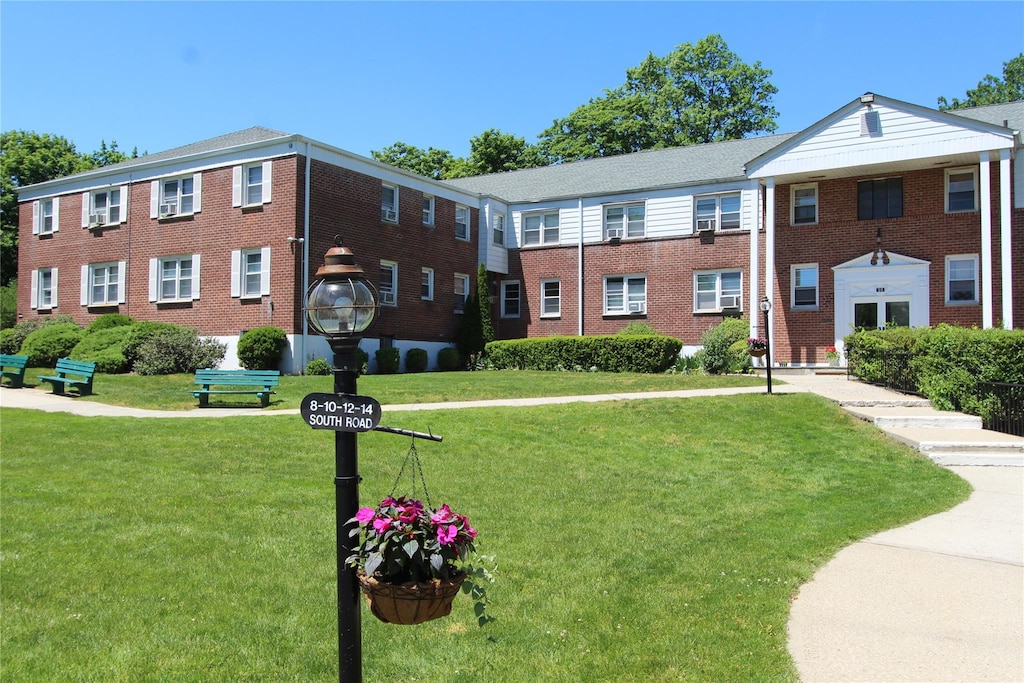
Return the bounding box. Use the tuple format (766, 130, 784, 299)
(364, 552, 382, 576)
(402, 540, 418, 559)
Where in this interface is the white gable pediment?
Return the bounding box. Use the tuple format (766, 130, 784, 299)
(833, 250, 931, 271)
(747, 94, 1015, 180)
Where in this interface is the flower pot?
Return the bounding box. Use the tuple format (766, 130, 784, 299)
(749, 348, 767, 358)
(358, 572, 466, 625)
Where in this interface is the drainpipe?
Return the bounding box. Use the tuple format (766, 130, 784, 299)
(578, 197, 584, 336)
(302, 142, 312, 371)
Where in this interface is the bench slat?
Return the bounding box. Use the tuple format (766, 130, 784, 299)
(192, 369, 280, 407)
(1, 354, 29, 388)
(39, 358, 96, 396)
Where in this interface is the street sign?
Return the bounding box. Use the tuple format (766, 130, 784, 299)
(301, 393, 382, 432)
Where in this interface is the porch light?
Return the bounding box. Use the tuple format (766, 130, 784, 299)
(305, 244, 379, 354)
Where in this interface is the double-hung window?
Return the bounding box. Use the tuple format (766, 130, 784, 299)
(421, 267, 434, 300)
(84, 187, 124, 226)
(541, 279, 561, 318)
(946, 255, 978, 304)
(454, 273, 469, 313)
(422, 195, 434, 225)
(604, 275, 647, 315)
(695, 270, 742, 312)
(232, 162, 272, 207)
(857, 178, 902, 220)
(455, 206, 469, 240)
(380, 260, 398, 307)
(231, 247, 271, 298)
(149, 255, 200, 302)
(694, 193, 741, 232)
(382, 184, 398, 222)
(523, 211, 559, 246)
(604, 203, 645, 239)
(493, 213, 506, 246)
(791, 184, 818, 225)
(946, 168, 976, 213)
(34, 198, 58, 235)
(501, 281, 520, 318)
(157, 175, 198, 217)
(791, 264, 819, 308)
(30, 267, 57, 309)
(82, 261, 125, 306)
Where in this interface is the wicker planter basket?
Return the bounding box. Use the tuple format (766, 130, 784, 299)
(749, 348, 767, 358)
(358, 572, 466, 625)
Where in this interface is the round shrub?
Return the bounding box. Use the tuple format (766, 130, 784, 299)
(3, 316, 76, 355)
(86, 313, 134, 334)
(618, 322, 658, 335)
(123, 322, 179, 365)
(305, 357, 332, 376)
(405, 348, 428, 373)
(0, 328, 17, 355)
(437, 347, 461, 372)
(375, 348, 400, 374)
(699, 318, 750, 375)
(70, 326, 131, 373)
(237, 326, 288, 371)
(134, 327, 226, 375)
(20, 323, 85, 367)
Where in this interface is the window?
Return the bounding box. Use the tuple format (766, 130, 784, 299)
(694, 270, 742, 312)
(541, 279, 561, 317)
(493, 213, 506, 246)
(149, 255, 200, 302)
(382, 184, 398, 222)
(791, 264, 819, 308)
(694, 193, 741, 232)
(604, 275, 647, 315)
(501, 281, 520, 318)
(422, 195, 434, 225)
(82, 261, 125, 307)
(791, 184, 818, 225)
(858, 178, 902, 220)
(421, 267, 434, 300)
(84, 187, 124, 226)
(605, 203, 645, 239)
(34, 198, 58, 235)
(30, 268, 57, 309)
(455, 205, 469, 240)
(454, 273, 469, 313)
(523, 211, 559, 245)
(232, 162, 272, 207)
(946, 168, 976, 213)
(946, 255, 978, 304)
(380, 260, 397, 306)
(157, 175, 199, 217)
(230, 247, 270, 298)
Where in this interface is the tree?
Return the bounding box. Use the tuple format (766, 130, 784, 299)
(89, 140, 136, 167)
(539, 34, 779, 163)
(938, 54, 1024, 110)
(370, 142, 455, 180)
(450, 129, 546, 178)
(477, 262, 494, 346)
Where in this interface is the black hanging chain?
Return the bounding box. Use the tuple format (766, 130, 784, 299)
(387, 438, 432, 508)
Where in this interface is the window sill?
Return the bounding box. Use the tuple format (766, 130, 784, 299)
(156, 299, 195, 306)
(791, 305, 819, 312)
(539, 314, 561, 320)
(241, 204, 264, 213)
(945, 300, 979, 306)
(694, 309, 743, 315)
(157, 213, 195, 222)
(603, 311, 646, 317)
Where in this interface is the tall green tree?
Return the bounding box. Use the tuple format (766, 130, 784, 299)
(370, 142, 455, 180)
(477, 262, 494, 346)
(372, 129, 545, 180)
(539, 34, 779, 162)
(938, 54, 1024, 110)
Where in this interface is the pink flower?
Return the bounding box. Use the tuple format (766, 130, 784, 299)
(355, 507, 375, 524)
(372, 517, 392, 534)
(437, 524, 458, 545)
(430, 504, 454, 524)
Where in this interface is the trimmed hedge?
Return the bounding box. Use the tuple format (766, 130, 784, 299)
(375, 348, 400, 374)
(237, 326, 288, 371)
(485, 335, 682, 373)
(405, 348, 428, 373)
(20, 323, 84, 367)
(86, 313, 134, 334)
(70, 326, 132, 373)
(437, 347, 461, 372)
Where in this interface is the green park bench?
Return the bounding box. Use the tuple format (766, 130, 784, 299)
(192, 369, 280, 408)
(0, 354, 30, 388)
(38, 358, 97, 396)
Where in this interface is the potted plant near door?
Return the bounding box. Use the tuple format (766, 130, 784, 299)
(747, 337, 768, 358)
(825, 345, 841, 366)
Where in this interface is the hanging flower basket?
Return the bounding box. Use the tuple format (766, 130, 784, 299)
(358, 571, 466, 625)
(749, 348, 767, 358)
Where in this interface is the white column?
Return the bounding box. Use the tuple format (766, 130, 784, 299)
(979, 152, 993, 328)
(764, 179, 776, 364)
(1000, 149, 1013, 329)
(749, 180, 760, 339)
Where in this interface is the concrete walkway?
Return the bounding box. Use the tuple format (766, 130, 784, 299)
(3, 376, 1023, 681)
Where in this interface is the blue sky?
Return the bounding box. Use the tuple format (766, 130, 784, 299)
(2, 2, 1022, 161)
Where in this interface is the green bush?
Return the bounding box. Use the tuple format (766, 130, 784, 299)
(123, 322, 179, 365)
(133, 327, 226, 376)
(237, 326, 288, 371)
(70, 326, 132, 373)
(0, 328, 16, 354)
(844, 326, 928, 385)
(670, 354, 703, 374)
(1, 315, 76, 355)
(20, 323, 85, 367)
(86, 313, 134, 334)
(437, 347, 461, 372)
(618, 322, 659, 335)
(0, 280, 16, 329)
(699, 318, 750, 375)
(405, 348, 428, 373)
(305, 358, 332, 376)
(375, 348, 400, 374)
(486, 335, 682, 373)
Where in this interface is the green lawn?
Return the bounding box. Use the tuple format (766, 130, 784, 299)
(0, 389, 968, 681)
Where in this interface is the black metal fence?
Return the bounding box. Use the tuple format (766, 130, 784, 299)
(977, 382, 1024, 437)
(847, 343, 921, 396)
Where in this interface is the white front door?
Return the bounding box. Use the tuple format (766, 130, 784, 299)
(853, 298, 911, 330)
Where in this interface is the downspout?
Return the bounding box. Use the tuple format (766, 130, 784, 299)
(578, 197, 584, 336)
(301, 142, 312, 370)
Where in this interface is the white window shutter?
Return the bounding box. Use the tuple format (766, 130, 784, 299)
(117, 260, 127, 302)
(232, 166, 242, 207)
(148, 258, 159, 302)
(81, 265, 90, 306)
(262, 160, 273, 204)
(191, 253, 201, 299)
(118, 186, 128, 223)
(53, 197, 60, 233)
(150, 181, 160, 218)
(51, 268, 58, 307)
(32, 201, 40, 235)
(230, 250, 241, 298)
(193, 173, 202, 213)
(30, 270, 38, 308)
(260, 247, 271, 295)
(82, 192, 90, 227)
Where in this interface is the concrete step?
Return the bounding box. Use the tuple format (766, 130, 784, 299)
(838, 399, 933, 408)
(844, 406, 983, 430)
(883, 427, 1024, 467)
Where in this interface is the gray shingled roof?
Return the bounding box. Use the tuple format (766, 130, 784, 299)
(947, 100, 1023, 130)
(442, 133, 797, 203)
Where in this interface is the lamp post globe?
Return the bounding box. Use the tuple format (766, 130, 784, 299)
(305, 245, 379, 354)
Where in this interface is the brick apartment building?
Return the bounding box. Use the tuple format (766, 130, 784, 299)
(15, 93, 1023, 371)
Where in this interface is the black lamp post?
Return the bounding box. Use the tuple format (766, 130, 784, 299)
(305, 244, 379, 683)
(759, 296, 773, 395)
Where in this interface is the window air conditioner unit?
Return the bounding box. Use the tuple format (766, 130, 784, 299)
(606, 228, 623, 240)
(380, 291, 396, 305)
(89, 213, 107, 227)
(697, 219, 716, 232)
(720, 295, 740, 309)
(382, 208, 397, 222)
(628, 301, 646, 314)
(159, 203, 177, 218)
